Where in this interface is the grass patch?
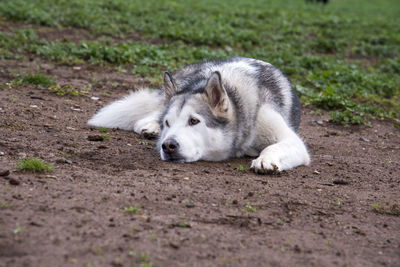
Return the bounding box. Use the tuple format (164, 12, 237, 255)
(236, 165, 247, 172)
(178, 221, 189, 228)
(0, 201, 11, 208)
(14, 73, 55, 88)
(48, 84, 80, 96)
(17, 157, 54, 172)
(371, 202, 400, 216)
(124, 205, 141, 214)
(243, 202, 257, 215)
(97, 127, 109, 133)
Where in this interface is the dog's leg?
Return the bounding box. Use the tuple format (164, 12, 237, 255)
(88, 89, 164, 138)
(133, 110, 161, 139)
(250, 105, 310, 173)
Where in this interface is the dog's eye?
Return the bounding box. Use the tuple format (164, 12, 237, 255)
(188, 117, 200, 126)
(165, 120, 170, 127)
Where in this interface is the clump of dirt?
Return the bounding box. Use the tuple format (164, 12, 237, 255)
(1, 58, 399, 266)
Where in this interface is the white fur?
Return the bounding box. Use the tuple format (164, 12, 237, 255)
(88, 89, 163, 135)
(158, 98, 231, 162)
(250, 105, 310, 173)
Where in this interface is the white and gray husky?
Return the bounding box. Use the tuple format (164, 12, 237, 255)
(88, 57, 310, 173)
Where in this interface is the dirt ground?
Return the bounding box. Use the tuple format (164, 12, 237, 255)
(0, 58, 399, 267)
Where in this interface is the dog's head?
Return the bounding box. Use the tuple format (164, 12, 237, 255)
(157, 71, 234, 162)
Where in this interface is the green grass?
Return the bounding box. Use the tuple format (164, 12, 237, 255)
(243, 202, 257, 215)
(14, 73, 55, 88)
(371, 202, 400, 216)
(124, 205, 141, 214)
(97, 127, 109, 133)
(236, 165, 247, 172)
(0, 0, 399, 124)
(0, 201, 11, 208)
(17, 157, 54, 172)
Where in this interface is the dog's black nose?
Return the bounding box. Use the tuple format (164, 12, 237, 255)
(162, 139, 179, 154)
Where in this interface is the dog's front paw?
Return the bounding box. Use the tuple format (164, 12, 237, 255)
(250, 155, 282, 174)
(139, 122, 160, 139)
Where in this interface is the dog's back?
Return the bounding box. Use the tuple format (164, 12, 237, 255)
(171, 57, 301, 132)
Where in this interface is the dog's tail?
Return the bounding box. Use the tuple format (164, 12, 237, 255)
(87, 89, 164, 131)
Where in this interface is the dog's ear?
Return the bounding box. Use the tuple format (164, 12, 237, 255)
(163, 72, 178, 99)
(204, 71, 229, 116)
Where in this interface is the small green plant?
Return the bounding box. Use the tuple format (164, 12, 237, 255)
(371, 202, 400, 216)
(13, 226, 22, 234)
(256, 190, 264, 195)
(15, 73, 55, 88)
(97, 248, 104, 256)
(124, 205, 141, 214)
(0, 201, 11, 208)
(335, 199, 343, 206)
(70, 90, 79, 96)
(48, 84, 81, 96)
(17, 157, 54, 172)
(139, 141, 150, 146)
(236, 165, 247, 172)
(81, 85, 92, 92)
(178, 221, 189, 228)
(139, 253, 153, 267)
(243, 202, 257, 215)
(129, 248, 136, 257)
(103, 133, 110, 141)
(150, 233, 157, 241)
(330, 110, 366, 126)
(201, 234, 207, 241)
(97, 127, 109, 133)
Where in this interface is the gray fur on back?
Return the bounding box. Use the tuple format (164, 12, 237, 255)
(168, 57, 301, 131)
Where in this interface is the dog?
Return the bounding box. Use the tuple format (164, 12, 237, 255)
(88, 57, 310, 173)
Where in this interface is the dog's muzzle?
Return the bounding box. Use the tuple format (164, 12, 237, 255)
(161, 138, 184, 162)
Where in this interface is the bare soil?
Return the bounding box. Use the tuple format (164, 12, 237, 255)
(0, 57, 399, 267)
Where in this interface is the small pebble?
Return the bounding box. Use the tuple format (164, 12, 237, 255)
(202, 168, 210, 174)
(111, 257, 123, 267)
(0, 152, 5, 156)
(185, 202, 195, 208)
(9, 177, 21, 185)
(359, 137, 370, 142)
(56, 158, 72, 164)
(87, 135, 104, 141)
(333, 179, 351, 185)
(91, 96, 100, 101)
(0, 170, 10, 177)
(169, 242, 180, 249)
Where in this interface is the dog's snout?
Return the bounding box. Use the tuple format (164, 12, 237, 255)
(162, 139, 179, 154)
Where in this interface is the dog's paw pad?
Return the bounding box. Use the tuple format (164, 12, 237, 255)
(139, 122, 160, 140)
(141, 129, 158, 139)
(250, 157, 282, 175)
